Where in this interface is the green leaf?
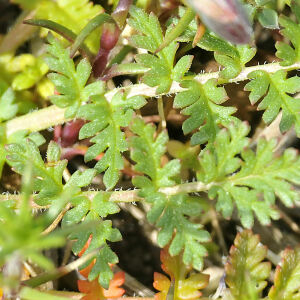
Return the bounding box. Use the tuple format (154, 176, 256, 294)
(6, 140, 95, 207)
(173, 79, 237, 145)
(6, 139, 66, 205)
(245, 70, 300, 134)
(213, 45, 256, 79)
(77, 91, 146, 190)
(276, 3, 300, 65)
(12, 58, 49, 91)
(63, 192, 121, 289)
(258, 8, 279, 29)
(0, 88, 18, 122)
(130, 118, 210, 271)
(45, 34, 105, 118)
(128, 6, 193, 93)
(199, 123, 300, 228)
(47, 140, 61, 163)
(154, 247, 209, 300)
(225, 230, 271, 300)
(269, 247, 300, 300)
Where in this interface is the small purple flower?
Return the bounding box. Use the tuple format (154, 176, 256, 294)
(187, 0, 253, 44)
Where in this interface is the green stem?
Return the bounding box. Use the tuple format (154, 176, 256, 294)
(22, 246, 104, 288)
(69, 13, 115, 58)
(5, 105, 68, 138)
(155, 7, 195, 53)
(5, 61, 300, 137)
(107, 45, 135, 68)
(0, 181, 214, 207)
(20, 287, 72, 300)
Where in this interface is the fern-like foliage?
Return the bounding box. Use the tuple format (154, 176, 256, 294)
(269, 247, 300, 300)
(245, 70, 300, 135)
(173, 79, 237, 145)
(62, 192, 121, 289)
(12, 0, 103, 53)
(77, 91, 146, 190)
(6, 140, 121, 288)
(45, 34, 104, 118)
(197, 122, 300, 228)
(6, 140, 96, 206)
(225, 230, 271, 300)
(276, 2, 300, 65)
(130, 118, 210, 271)
(128, 6, 193, 93)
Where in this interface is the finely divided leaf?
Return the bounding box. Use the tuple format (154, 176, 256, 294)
(199, 123, 300, 228)
(6, 140, 96, 206)
(77, 92, 146, 190)
(269, 247, 300, 300)
(245, 70, 300, 135)
(62, 192, 121, 289)
(45, 34, 105, 118)
(130, 118, 210, 270)
(128, 6, 193, 93)
(154, 247, 209, 300)
(225, 230, 271, 300)
(173, 79, 236, 145)
(276, 3, 300, 65)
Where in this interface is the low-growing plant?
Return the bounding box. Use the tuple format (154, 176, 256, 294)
(0, 0, 300, 299)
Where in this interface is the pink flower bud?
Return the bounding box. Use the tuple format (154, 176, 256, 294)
(187, 0, 253, 44)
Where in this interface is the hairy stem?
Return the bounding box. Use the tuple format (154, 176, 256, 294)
(0, 181, 214, 207)
(5, 61, 300, 137)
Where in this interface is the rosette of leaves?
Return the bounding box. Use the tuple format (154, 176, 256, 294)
(45, 34, 105, 118)
(130, 117, 210, 271)
(224, 230, 271, 300)
(128, 6, 194, 93)
(197, 122, 300, 228)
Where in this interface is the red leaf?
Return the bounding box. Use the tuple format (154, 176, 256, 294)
(78, 271, 125, 300)
(153, 247, 209, 300)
